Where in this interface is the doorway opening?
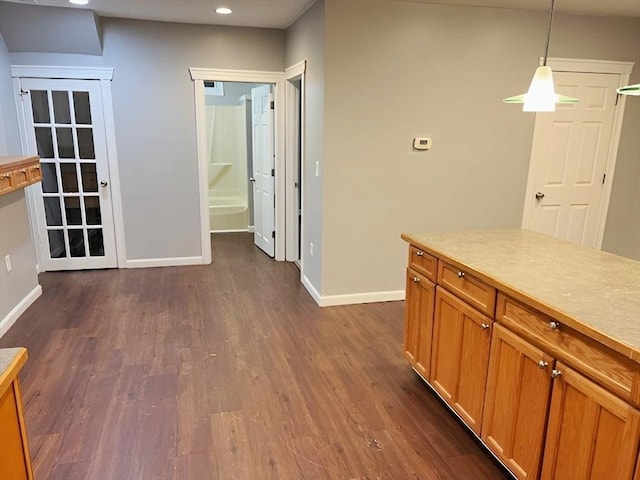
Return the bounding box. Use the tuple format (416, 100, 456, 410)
(203, 81, 275, 257)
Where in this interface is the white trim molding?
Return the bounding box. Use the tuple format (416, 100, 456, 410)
(285, 61, 306, 78)
(11, 65, 114, 80)
(123, 256, 204, 269)
(189, 67, 286, 263)
(301, 275, 405, 307)
(0, 285, 42, 339)
(544, 58, 634, 75)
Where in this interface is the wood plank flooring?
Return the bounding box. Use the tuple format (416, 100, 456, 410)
(0, 233, 510, 480)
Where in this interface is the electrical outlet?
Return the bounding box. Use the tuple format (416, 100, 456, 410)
(4, 254, 11, 272)
(310, 242, 314, 257)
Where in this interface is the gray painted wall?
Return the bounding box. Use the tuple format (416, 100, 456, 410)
(0, 2, 102, 55)
(10, 18, 285, 261)
(285, 0, 325, 292)
(0, 32, 39, 325)
(321, 0, 640, 296)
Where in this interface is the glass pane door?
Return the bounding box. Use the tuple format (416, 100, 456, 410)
(21, 78, 117, 270)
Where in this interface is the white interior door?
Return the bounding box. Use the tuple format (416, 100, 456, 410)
(19, 78, 117, 270)
(251, 84, 275, 257)
(522, 71, 621, 248)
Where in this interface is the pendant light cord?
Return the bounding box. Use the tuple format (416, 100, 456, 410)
(542, 0, 556, 66)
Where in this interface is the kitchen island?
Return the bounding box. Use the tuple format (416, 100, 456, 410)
(401, 229, 640, 480)
(0, 347, 33, 480)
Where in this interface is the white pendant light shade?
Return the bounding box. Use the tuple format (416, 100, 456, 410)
(617, 84, 640, 96)
(523, 66, 556, 112)
(503, 66, 579, 111)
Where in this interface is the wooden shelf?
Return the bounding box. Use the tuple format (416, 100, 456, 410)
(0, 156, 41, 196)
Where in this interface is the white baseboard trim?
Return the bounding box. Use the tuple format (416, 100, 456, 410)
(318, 290, 405, 307)
(123, 256, 205, 269)
(210, 229, 250, 234)
(0, 285, 42, 338)
(302, 274, 322, 305)
(300, 276, 405, 307)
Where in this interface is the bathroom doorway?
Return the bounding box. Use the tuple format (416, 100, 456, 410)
(201, 80, 275, 257)
(189, 67, 286, 263)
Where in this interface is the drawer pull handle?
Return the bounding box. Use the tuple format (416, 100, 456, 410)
(413, 276, 420, 283)
(549, 321, 560, 331)
(34, 165, 40, 170)
(457, 271, 465, 278)
(415, 250, 424, 257)
(2, 174, 10, 179)
(537, 360, 548, 369)
(480, 323, 490, 330)
(551, 369, 562, 379)
(19, 168, 26, 173)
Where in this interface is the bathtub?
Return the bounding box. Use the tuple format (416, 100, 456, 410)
(209, 195, 250, 232)
(209, 195, 248, 215)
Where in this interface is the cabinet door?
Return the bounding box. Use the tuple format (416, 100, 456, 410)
(0, 381, 31, 480)
(541, 363, 640, 480)
(482, 324, 553, 479)
(430, 286, 492, 434)
(403, 268, 435, 378)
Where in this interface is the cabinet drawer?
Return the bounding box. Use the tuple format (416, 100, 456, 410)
(0, 172, 14, 193)
(28, 164, 42, 182)
(437, 261, 496, 317)
(497, 293, 638, 405)
(408, 245, 437, 282)
(13, 168, 29, 187)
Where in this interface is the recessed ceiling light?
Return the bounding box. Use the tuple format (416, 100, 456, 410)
(216, 7, 232, 15)
(69, 0, 89, 4)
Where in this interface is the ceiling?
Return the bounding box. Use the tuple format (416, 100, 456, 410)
(3, 0, 640, 29)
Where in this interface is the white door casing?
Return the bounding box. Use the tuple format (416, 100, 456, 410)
(522, 59, 633, 249)
(17, 77, 118, 270)
(285, 60, 306, 266)
(251, 84, 275, 257)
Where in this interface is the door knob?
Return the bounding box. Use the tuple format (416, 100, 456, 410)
(100, 180, 108, 187)
(535, 192, 545, 200)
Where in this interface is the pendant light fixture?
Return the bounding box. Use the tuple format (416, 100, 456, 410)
(617, 84, 640, 96)
(503, 0, 578, 112)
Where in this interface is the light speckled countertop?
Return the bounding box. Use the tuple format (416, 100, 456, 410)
(0, 347, 24, 376)
(402, 229, 640, 359)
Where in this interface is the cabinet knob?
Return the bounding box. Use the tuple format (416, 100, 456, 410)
(100, 180, 108, 187)
(34, 165, 40, 170)
(551, 369, 562, 379)
(19, 168, 26, 173)
(2, 174, 10, 179)
(415, 250, 424, 257)
(457, 271, 465, 279)
(480, 323, 490, 330)
(413, 276, 420, 283)
(549, 321, 560, 331)
(537, 360, 548, 369)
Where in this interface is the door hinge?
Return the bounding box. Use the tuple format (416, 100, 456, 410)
(602, 173, 606, 185)
(270, 100, 274, 110)
(271, 168, 275, 176)
(615, 93, 620, 106)
(272, 230, 275, 239)
(19, 89, 29, 97)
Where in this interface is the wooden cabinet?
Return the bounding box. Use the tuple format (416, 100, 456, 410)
(541, 363, 640, 480)
(0, 156, 41, 196)
(401, 232, 640, 480)
(430, 286, 492, 435)
(482, 324, 553, 479)
(0, 348, 33, 480)
(403, 268, 435, 378)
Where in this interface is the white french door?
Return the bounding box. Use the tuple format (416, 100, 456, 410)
(19, 78, 117, 270)
(522, 71, 622, 248)
(251, 84, 275, 257)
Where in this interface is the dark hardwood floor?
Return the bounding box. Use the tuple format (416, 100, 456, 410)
(1, 233, 510, 480)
